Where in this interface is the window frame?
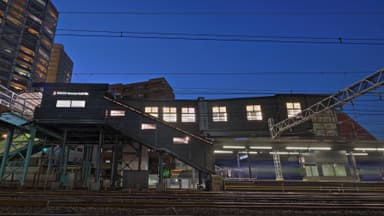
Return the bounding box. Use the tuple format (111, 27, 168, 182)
(212, 106, 228, 122)
(181, 107, 196, 123)
(246, 104, 263, 121)
(286, 102, 302, 118)
(56, 100, 86, 108)
(144, 106, 159, 118)
(56, 100, 71, 108)
(163, 106, 177, 122)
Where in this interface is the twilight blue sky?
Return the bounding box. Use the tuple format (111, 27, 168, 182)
(51, 0, 384, 139)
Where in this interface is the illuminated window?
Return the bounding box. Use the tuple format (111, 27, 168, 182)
(321, 163, 347, 177)
(14, 67, 30, 77)
(181, 107, 195, 122)
(27, 27, 39, 36)
(6, 15, 21, 26)
(145, 106, 158, 118)
(173, 136, 190, 144)
(34, 0, 46, 7)
(38, 48, 49, 61)
(110, 110, 125, 117)
(56, 100, 86, 108)
(246, 105, 262, 120)
(141, 123, 156, 130)
(305, 165, 319, 177)
(70, 100, 86, 108)
(163, 107, 177, 122)
(286, 102, 301, 117)
(56, 100, 70, 108)
(334, 164, 347, 176)
(212, 106, 227, 122)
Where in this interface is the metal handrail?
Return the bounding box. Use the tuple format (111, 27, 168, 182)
(0, 84, 42, 120)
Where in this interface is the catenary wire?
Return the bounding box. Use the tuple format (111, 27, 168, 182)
(54, 33, 384, 46)
(58, 10, 384, 16)
(72, 71, 371, 76)
(57, 28, 384, 42)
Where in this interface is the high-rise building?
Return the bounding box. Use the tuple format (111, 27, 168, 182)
(47, 43, 73, 83)
(111, 78, 175, 100)
(0, 0, 58, 92)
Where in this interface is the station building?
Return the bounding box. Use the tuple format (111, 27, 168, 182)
(18, 77, 381, 190)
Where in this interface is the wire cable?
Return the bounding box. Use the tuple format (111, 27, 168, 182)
(54, 33, 384, 46)
(57, 28, 384, 42)
(58, 10, 384, 16)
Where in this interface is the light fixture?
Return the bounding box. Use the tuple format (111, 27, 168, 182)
(346, 152, 368, 156)
(250, 146, 272, 150)
(269, 152, 299, 155)
(353, 148, 378, 151)
(286, 147, 307, 150)
(214, 150, 233, 154)
(238, 151, 258, 155)
(223, 145, 246, 149)
(308, 147, 331, 151)
(285, 146, 331, 151)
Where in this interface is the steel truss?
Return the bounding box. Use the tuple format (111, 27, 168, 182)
(268, 68, 384, 139)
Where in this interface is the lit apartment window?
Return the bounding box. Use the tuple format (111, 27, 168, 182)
(163, 107, 177, 122)
(56, 100, 86, 108)
(181, 107, 195, 122)
(212, 106, 227, 122)
(286, 102, 301, 117)
(246, 105, 262, 120)
(145, 106, 158, 118)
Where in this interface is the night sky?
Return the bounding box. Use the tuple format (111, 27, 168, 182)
(51, 0, 384, 139)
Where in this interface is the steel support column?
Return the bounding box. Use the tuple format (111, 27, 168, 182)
(20, 126, 36, 187)
(58, 129, 67, 183)
(95, 129, 104, 184)
(110, 137, 119, 189)
(81, 145, 88, 186)
(248, 152, 252, 178)
(158, 152, 163, 184)
(44, 146, 53, 190)
(137, 144, 142, 170)
(62, 145, 69, 177)
(82, 145, 93, 187)
(272, 154, 284, 181)
(0, 128, 14, 182)
(349, 153, 360, 182)
(198, 171, 202, 186)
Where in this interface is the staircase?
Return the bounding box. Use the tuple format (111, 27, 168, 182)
(104, 96, 215, 174)
(0, 84, 42, 121)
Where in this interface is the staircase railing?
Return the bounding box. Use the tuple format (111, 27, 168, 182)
(0, 84, 42, 120)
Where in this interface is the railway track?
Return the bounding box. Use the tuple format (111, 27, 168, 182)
(1, 194, 383, 215)
(0, 191, 383, 209)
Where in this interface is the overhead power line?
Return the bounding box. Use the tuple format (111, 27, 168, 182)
(72, 71, 370, 76)
(57, 28, 384, 42)
(59, 10, 384, 16)
(55, 33, 384, 46)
